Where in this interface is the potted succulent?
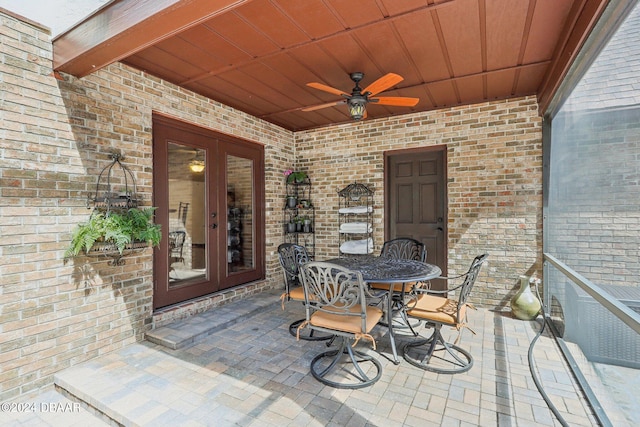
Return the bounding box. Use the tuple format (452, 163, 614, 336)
(64, 207, 162, 262)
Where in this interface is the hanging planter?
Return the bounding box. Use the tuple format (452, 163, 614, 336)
(65, 153, 161, 266)
(65, 207, 161, 266)
(87, 240, 150, 255)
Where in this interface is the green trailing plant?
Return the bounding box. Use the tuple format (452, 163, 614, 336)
(283, 169, 307, 183)
(65, 207, 161, 261)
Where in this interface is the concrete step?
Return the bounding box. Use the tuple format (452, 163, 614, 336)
(145, 288, 282, 349)
(53, 342, 224, 426)
(3, 387, 112, 426)
(50, 289, 285, 426)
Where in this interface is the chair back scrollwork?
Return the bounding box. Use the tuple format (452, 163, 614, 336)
(168, 230, 186, 264)
(300, 262, 365, 319)
(277, 243, 309, 296)
(380, 237, 426, 262)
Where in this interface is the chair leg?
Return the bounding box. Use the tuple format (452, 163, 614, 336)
(289, 319, 332, 341)
(377, 294, 421, 333)
(398, 306, 421, 336)
(403, 324, 473, 374)
(310, 336, 382, 389)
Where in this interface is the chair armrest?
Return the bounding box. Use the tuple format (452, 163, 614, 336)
(436, 271, 468, 281)
(412, 278, 465, 295)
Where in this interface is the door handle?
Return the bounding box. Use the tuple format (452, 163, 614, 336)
(437, 227, 443, 232)
(211, 212, 217, 218)
(210, 223, 218, 229)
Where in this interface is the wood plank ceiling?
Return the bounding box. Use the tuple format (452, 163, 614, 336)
(53, 0, 608, 131)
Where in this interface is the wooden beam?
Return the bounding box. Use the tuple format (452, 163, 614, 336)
(53, 0, 252, 78)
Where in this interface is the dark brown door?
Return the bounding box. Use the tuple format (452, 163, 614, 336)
(153, 115, 264, 309)
(385, 146, 447, 286)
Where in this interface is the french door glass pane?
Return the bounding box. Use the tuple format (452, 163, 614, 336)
(168, 142, 207, 286)
(227, 154, 254, 273)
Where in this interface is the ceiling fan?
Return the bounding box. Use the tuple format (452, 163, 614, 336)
(302, 72, 419, 120)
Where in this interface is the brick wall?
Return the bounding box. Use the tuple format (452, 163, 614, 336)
(0, 11, 292, 401)
(0, 10, 544, 400)
(547, 107, 640, 286)
(295, 98, 543, 309)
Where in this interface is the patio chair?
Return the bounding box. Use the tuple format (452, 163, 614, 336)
(299, 261, 384, 389)
(177, 202, 189, 226)
(277, 243, 331, 341)
(369, 237, 427, 331)
(402, 253, 488, 374)
(168, 230, 186, 265)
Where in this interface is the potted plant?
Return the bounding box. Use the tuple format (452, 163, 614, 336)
(302, 215, 312, 233)
(283, 169, 308, 184)
(286, 218, 296, 233)
(65, 207, 162, 262)
(299, 199, 311, 208)
(286, 195, 297, 208)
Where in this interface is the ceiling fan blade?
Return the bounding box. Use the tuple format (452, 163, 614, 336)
(363, 73, 404, 96)
(306, 82, 349, 97)
(370, 96, 419, 107)
(301, 100, 347, 112)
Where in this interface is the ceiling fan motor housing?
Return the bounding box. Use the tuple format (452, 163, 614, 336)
(350, 72, 365, 94)
(350, 72, 364, 83)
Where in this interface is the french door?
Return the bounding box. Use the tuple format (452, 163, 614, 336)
(152, 115, 264, 309)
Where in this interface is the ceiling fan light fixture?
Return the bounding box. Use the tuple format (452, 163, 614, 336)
(189, 160, 205, 173)
(348, 97, 367, 120)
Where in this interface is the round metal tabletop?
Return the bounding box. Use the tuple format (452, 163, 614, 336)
(328, 256, 441, 283)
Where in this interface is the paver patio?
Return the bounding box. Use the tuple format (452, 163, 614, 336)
(6, 289, 600, 426)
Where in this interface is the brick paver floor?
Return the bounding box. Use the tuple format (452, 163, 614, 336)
(6, 289, 600, 426)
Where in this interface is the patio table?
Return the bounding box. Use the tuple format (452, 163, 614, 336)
(327, 256, 441, 364)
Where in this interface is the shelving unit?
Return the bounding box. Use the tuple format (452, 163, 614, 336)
(338, 182, 374, 257)
(282, 177, 315, 259)
(227, 206, 242, 271)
